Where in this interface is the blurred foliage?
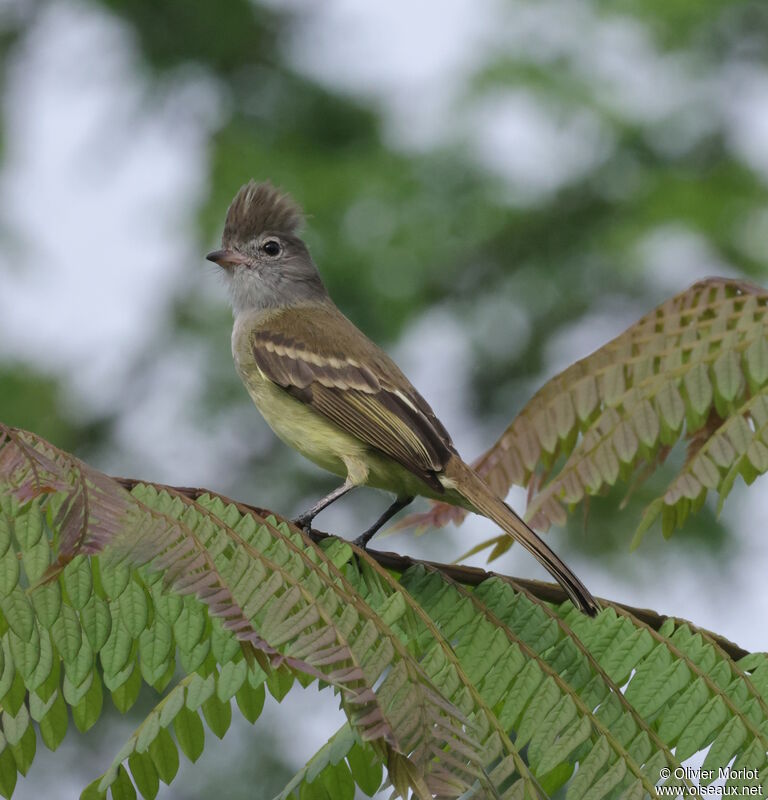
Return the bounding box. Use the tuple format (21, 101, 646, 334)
(3, 0, 767, 543)
(605, 0, 768, 49)
(0, 0, 765, 540)
(100, 0, 281, 73)
(0, 365, 108, 459)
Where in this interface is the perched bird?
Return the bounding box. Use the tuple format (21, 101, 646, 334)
(207, 181, 598, 615)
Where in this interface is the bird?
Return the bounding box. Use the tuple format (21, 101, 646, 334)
(206, 180, 598, 615)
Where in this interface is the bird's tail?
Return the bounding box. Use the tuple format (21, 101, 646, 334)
(445, 457, 599, 616)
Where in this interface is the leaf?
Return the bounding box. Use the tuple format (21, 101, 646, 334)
(51, 603, 82, 665)
(217, 659, 247, 702)
(1, 589, 35, 642)
(81, 595, 112, 652)
(30, 583, 62, 630)
(148, 727, 179, 785)
(347, 741, 383, 796)
(100, 616, 133, 679)
(112, 662, 142, 713)
(1, 704, 29, 747)
(2, 423, 768, 800)
(0, 553, 19, 600)
(185, 672, 215, 711)
(62, 556, 93, 610)
(318, 760, 354, 800)
(0, 743, 17, 800)
(37, 691, 68, 752)
(403, 279, 768, 542)
(10, 724, 35, 776)
(72, 674, 103, 733)
(110, 765, 137, 800)
(235, 679, 265, 724)
(173, 706, 205, 763)
(79, 779, 104, 800)
(117, 581, 149, 640)
(201, 694, 231, 739)
(128, 752, 159, 800)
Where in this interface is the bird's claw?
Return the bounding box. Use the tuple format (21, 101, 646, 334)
(291, 514, 314, 533)
(352, 530, 375, 549)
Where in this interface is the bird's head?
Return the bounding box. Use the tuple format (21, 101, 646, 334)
(207, 180, 327, 314)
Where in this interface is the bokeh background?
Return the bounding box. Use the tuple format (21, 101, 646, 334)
(2, 0, 768, 797)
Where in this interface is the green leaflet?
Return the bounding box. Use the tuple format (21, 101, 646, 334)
(30, 583, 61, 630)
(10, 724, 36, 776)
(0, 741, 16, 800)
(217, 658, 247, 702)
(36, 692, 68, 752)
(148, 727, 179, 785)
(174, 706, 205, 763)
(201, 694, 231, 739)
(274, 725, 377, 800)
(117, 580, 149, 640)
(128, 751, 158, 800)
(346, 741, 382, 796)
(110, 765, 137, 800)
(13, 503, 43, 550)
(1, 705, 29, 748)
(210, 619, 240, 664)
(0, 550, 19, 600)
(185, 672, 215, 711)
(51, 602, 82, 665)
(7, 625, 41, 685)
(2, 425, 768, 799)
(71, 676, 102, 734)
(0, 589, 34, 642)
(173, 599, 207, 655)
(62, 556, 93, 610)
(62, 670, 94, 707)
(99, 614, 133, 679)
(99, 561, 131, 600)
(112, 662, 143, 713)
(80, 595, 111, 652)
(235, 680, 265, 724)
(138, 619, 173, 682)
(22, 539, 50, 584)
(0, 509, 10, 561)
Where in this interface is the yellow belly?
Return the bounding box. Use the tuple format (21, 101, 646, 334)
(240, 363, 358, 478)
(231, 313, 455, 501)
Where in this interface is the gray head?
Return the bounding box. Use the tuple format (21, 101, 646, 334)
(206, 180, 328, 315)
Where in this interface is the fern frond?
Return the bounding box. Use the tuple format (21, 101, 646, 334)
(2, 423, 768, 799)
(407, 278, 768, 548)
(0, 424, 505, 798)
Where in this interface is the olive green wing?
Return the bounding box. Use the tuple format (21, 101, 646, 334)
(249, 320, 454, 491)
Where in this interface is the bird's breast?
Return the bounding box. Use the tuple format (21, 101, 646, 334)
(231, 315, 363, 478)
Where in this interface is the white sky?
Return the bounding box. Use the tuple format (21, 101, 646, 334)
(0, 2, 219, 408)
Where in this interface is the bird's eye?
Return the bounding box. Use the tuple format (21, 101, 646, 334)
(262, 239, 281, 257)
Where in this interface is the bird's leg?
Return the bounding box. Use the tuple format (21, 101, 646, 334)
(292, 481, 357, 531)
(353, 496, 414, 548)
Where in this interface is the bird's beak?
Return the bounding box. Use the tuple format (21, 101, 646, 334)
(205, 249, 249, 269)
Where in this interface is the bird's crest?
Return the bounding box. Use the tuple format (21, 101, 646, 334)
(223, 180, 304, 244)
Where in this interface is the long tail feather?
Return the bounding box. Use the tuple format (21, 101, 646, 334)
(446, 457, 599, 616)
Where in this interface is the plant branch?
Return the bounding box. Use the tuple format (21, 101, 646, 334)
(111, 476, 749, 662)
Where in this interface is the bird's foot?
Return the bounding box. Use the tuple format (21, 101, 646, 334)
(352, 527, 377, 549)
(352, 496, 414, 549)
(291, 513, 315, 533)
